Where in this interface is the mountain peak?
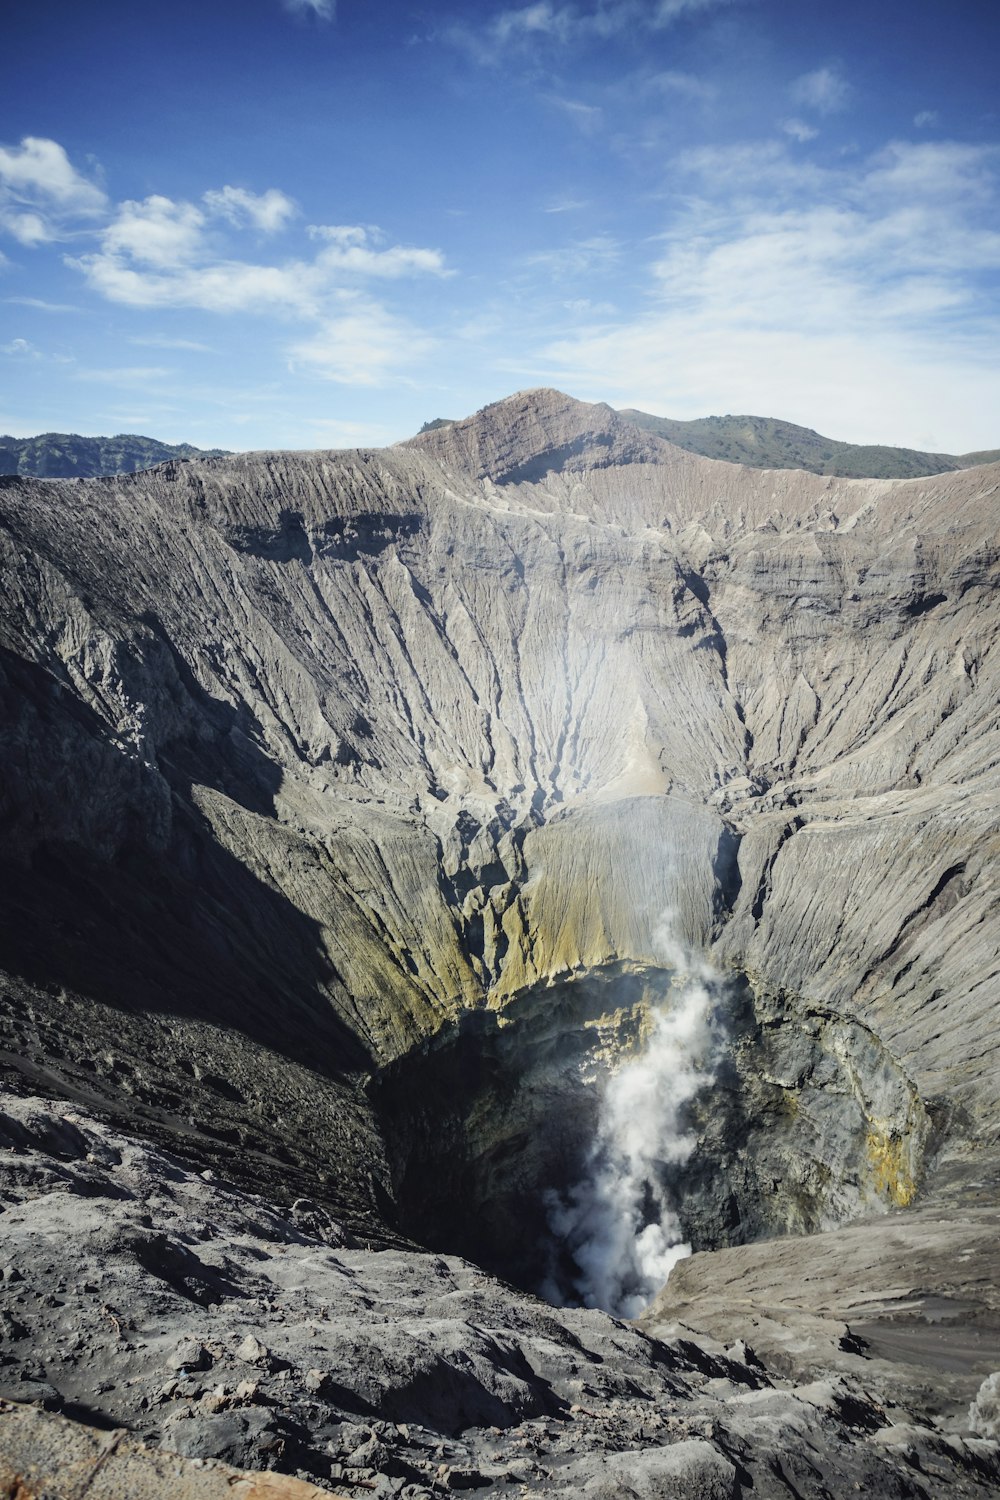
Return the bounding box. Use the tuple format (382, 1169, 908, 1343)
(404, 388, 664, 483)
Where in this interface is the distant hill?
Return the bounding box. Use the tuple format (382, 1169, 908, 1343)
(619, 410, 1000, 479)
(0, 432, 231, 479)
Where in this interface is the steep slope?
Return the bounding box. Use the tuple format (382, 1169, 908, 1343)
(0, 431, 231, 478)
(620, 407, 1000, 477)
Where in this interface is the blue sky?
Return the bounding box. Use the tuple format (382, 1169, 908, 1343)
(2, 0, 999, 451)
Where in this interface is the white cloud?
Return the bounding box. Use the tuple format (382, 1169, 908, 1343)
(790, 65, 851, 115)
(288, 293, 435, 384)
(103, 196, 205, 268)
(914, 110, 939, 129)
(282, 0, 335, 18)
(562, 296, 616, 314)
(0, 210, 52, 246)
(864, 140, 999, 202)
(652, 0, 741, 19)
(0, 137, 106, 212)
(492, 2, 575, 45)
(675, 139, 825, 195)
(70, 199, 448, 314)
(70, 250, 323, 314)
(307, 223, 450, 277)
(531, 136, 1000, 450)
(61, 183, 448, 389)
(203, 185, 297, 233)
(782, 118, 818, 143)
(0, 136, 107, 246)
(2, 337, 34, 355)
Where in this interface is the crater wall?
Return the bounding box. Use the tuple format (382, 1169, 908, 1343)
(0, 390, 997, 1250)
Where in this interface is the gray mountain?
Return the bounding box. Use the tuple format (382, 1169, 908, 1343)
(0, 430, 230, 478)
(1, 390, 998, 1494)
(620, 407, 1000, 477)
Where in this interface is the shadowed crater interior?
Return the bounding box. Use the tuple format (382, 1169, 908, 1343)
(375, 963, 931, 1307)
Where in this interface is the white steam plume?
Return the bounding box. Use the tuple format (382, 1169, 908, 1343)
(542, 921, 725, 1318)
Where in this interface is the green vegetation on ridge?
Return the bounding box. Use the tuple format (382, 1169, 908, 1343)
(620, 409, 1000, 479)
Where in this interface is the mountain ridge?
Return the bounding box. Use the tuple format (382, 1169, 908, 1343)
(6, 396, 998, 480)
(0, 430, 231, 479)
(409, 394, 1000, 479)
(620, 406, 1000, 477)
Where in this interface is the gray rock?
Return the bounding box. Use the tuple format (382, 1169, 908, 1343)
(162, 1407, 290, 1468)
(970, 1372, 1000, 1439)
(169, 1340, 213, 1373)
(236, 1334, 275, 1370)
(567, 1440, 736, 1499)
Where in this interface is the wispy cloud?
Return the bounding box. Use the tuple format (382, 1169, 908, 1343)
(525, 234, 620, 277)
(789, 65, 851, 116)
(865, 139, 1000, 202)
(282, 0, 335, 19)
(674, 138, 825, 194)
(5, 295, 83, 313)
(492, 2, 575, 44)
(782, 117, 818, 143)
(544, 95, 604, 133)
(129, 335, 215, 352)
(448, 0, 746, 62)
(75, 365, 173, 384)
(644, 69, 717, 101)
(544, 196, 591, 213)
(914, 110, 940, 129)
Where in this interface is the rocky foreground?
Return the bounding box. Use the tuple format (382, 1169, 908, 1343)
(2, 389, 1000, 1493)
(1, 1091, 999, 1497)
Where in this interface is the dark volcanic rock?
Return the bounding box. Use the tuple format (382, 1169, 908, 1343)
(0, 1092, 996, 1496)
